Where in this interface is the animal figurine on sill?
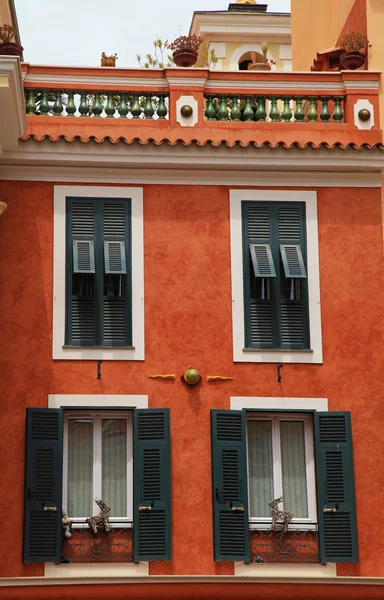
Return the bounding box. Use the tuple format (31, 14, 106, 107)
(62, 511, 74, 541)
(269, 497, 294, 533)
(86, 498, 111, 535)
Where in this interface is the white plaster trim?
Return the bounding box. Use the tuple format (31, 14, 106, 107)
(235, 563, 336, 578)
(0, 165, 382, 187)
(48, 394, 148, 409)
(230, 397, 328, 411)
(0, 56, 27, 151)
(167, 77, 207, 87)
(229, 44, 276, 71)
(343, 79, 380, 90)
(24, 73, 168, 88)
(209, 42, 226, 59)
(230, 190, 322, 364)
(176, 95, 199, 127)
(206, 79, 346, 91)
(53, 186, 144, 360)
(354, 99, 374, 130)
(45, 561, 148, 579)
(279, 44, 292, 60)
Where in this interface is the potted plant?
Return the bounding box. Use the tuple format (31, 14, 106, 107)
(101, 52, 118, 67)
(248, 43, 275, 71)
(169, 34, 203, 68)
(339, 32, 368, 70)
(0, 24, 23, 57)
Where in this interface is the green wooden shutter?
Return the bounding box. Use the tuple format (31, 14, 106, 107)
(280, 244, 307, 278)
(73, 240, 95, 273)
(211, 410, 250, 562)
(250, 243, 276, 278)
(314, 412, 358, 563)
(133, 409, 171, 561)
(243, 203, 274, 349)
(23, 408, 63, 563)
(102, 202, 131, 346)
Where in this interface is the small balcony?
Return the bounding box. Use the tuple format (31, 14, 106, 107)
(62, 522, 133, 563)
(250, 522, 320, 564)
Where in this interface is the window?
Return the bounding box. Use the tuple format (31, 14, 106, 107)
(211, 409, 358, 564)
(66, 198, 131, 347)
(247, 413, 316, 524)
(53, 186, 144, 361)
(230, 190, 322, 364)
(63, 411, 132, 523)
(243, 201, 309, 350)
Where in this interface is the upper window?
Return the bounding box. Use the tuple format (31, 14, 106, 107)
(66, 198, 131, 347)
(242, 201, 309, 350)
(230, 190, 322, 364)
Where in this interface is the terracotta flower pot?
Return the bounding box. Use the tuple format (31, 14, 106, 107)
(248, 62, 271, 71)
(340, 51, 366, 70)
(172, 49, 198, 68)
(0, 42, 23, 57)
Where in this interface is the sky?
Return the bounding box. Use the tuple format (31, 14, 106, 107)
(15, 0, 291, 68)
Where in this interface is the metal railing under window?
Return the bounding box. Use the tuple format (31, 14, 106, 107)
(250, 521, 320, 564)
(62, 520, 133, 563)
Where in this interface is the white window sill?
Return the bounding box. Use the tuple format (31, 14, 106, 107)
(234, 563, 336, 578)
(234, 348, 322, 364)
(53, 345, 144, 361)
(44, 562, 148, 579)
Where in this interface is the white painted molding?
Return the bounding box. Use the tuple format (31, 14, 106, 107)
(45, 562, 148, 579)
(24, 73, 168, 88)
(230, 190, 323, 364)
(0, 57, 27, 152)
(234, 563, 336, 578)
(0, 201, 7, 216)
(354, 99, 374, 130)
(279, 45, 292, 60)
(53, 186, 144, 361)
(166, 77, 207, 87)
(230, 397, 328, 411)
(176, 95, 199, 127)
(229, 43, 276, 71)
(48, 394, 148, 409)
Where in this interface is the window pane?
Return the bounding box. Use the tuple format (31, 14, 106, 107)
(280, 421, 308, 518)
(67, 419, 93, 517)
(102, 419, 127, 517)
(247, 420, 274, 518)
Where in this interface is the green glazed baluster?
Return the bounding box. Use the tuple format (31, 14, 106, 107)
(333, 96, 344, 123)
(92, 91, 102, 117)
(39, 89, 49, 115)
(53, 89, 63, 116)
(243, 95, 254, 122)
(79, 91, 88, 117)
(205, 94, 216, 120)
(26, 89, 36, 115)
(117, 92, 128, 118)
(131, 93, 141, 118)
(255, 96, 266, 122)
(294, 96, 304, 122)
(66, 90, 76, 116)
(269, 95, 280, 122)
(320, 96, 331, 123)
(231, 96, 241, 121)
(157, 93, 167, 119)
(144, 93, 154, 119)
(281, 96, 292, 122)
(308, 96, 318, 122)
(218, 95, 228, 121)
(105, 91, 115, 118)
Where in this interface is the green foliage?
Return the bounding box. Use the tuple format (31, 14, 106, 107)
(200, 45, 218, 69)
(137, 39, 174, 69)
(339, 31, 369, 52)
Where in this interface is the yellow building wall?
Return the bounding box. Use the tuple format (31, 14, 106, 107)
(0, 0, 12, 26)
(291, 0, 355, 70)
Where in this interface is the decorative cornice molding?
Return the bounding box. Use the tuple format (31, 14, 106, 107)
(24, 73, 168, 88)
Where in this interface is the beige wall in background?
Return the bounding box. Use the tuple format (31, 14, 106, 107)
(291, 0, 355, 70)
(0, 0, 12, 26)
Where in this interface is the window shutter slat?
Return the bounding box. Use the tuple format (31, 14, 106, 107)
(250, 244, 276, 278)
(314, 412, 358, 564)
(102, 299, 126, 346)
(280, 302, 305, 348)
(133, 409, 171, 561)
(23, 409, 63, 563)
(278, 206, 301, 242)
(211, 410, 250, 562)
(70, 298, 96, 346)
(104, 241, 127, 274)
(280, 244, 307, 279)
(250, 303, 274, 347)
(73, 240, 95, 273)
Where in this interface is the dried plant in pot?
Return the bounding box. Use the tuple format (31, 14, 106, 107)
(169, 35, 203, 67)
(248, 43, 275, 71)
(339, 32, 368, 70)
(0, 24, 23, 57)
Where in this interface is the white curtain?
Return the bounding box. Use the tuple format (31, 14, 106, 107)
(280, 421, 308, 518)
(67, 419, 93, 517)
(102, 419, 127, 517)
(247, 420, 274, 518)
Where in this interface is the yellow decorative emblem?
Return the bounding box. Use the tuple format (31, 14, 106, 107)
(207, 376, 234, 382)
(148, 374, 176, 380)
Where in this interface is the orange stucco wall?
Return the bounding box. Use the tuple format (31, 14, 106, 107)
(0, 182, 384, 582)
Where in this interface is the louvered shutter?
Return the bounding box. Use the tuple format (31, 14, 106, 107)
(277, 204, 309, 349)
(314, 412, 358, 563)
(23, 409, 63, 563)
(67, 202, 96, 346)
(244, 204, 274, 348)
(102, 203, 130, 346)
(133, 409, 171, 561)
(211, 410, 250, 562)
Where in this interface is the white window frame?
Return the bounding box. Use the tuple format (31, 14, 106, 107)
(63, 410, 133, 527)
(230, 190, 322, 364)
(246, 412, 317, 529)
(53, 186, 144, 360)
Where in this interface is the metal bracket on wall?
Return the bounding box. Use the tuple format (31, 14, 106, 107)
(97, 360, 102, 380)
(276, 363, 282, 383)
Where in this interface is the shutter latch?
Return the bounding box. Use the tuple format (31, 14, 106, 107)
(324, 508, 337, 513)
(232, 506, 244, 512)
(139, 501, 154, 511)
(43, 505, 57, 512)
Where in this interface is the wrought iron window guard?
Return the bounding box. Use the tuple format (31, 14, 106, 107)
(250, 521, 320, 564)
(62, 520, 133, 563)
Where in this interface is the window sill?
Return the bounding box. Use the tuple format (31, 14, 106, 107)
(243, 348, 313, 353)
(53, 345, 144, 361)
(234, 563, 336, 578)
(234, 347, 322, 364)
(45, 562, 148, 579)
(63, 345, 135, 350)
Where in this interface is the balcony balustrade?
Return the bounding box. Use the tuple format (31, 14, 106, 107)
(250, 522, 320, 564)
